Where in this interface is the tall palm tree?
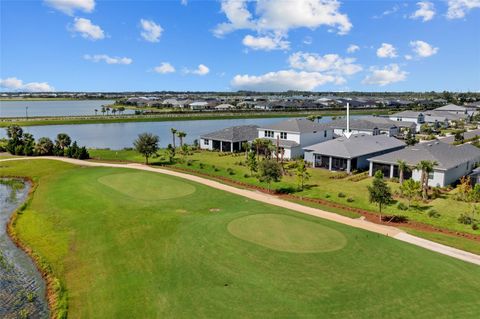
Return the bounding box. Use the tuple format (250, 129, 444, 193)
(55, 133, 71, 152)
(94, 109, 98, 116)
(415, 160, 437, 200)
(101, 106, 106, 115)
(106, 107, 110, 115)
(242, 141, 250, 159)
(177, 131, 187, 147)
(112, 108, 117, 116)
(397, 160, 408, 185)
(170, 128, 177, 148)
(316, 115, 323, 123)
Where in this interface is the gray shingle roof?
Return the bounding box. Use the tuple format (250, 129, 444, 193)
(200, 125, 259, 142)
(434, 104, 469, 112)
(390, 110, 422, 118)
(303, 134, 405, 159)
(368, 141, 480, 170)
(260, 118, 330, 133)
(326, 116, 399, 131)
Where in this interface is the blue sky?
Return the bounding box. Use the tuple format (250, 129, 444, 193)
(0, 0, 479, 92)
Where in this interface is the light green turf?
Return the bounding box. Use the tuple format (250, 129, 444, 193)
(228, 214, 347, 253)
(97, 172, 196, 200)
(1, 159, 480, 319)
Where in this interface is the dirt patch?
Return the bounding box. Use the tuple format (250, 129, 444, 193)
(209, 208, 221, 213)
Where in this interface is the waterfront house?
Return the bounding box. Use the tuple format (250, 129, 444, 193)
(200, 125, 259, 152)
(256, 119, 334, 160)
(304, 134, 405, 173)
(389, 111, 425, 132)
(326, 116, 403, 137)
(368, 141, 480, 187)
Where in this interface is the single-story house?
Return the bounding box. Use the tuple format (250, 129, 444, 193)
(189, 101, 209, 110)
(326, 116, 402, 137)
(200, 125, 259, 152)
(368, 141, 480, 187)
(389, 111, 425, 132)
(257, 118, 334, 160)
(304, 134, 406, 173)
(214, 103, 235, 110)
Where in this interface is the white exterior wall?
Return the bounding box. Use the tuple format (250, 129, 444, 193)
(299, 130, 333, 145)
(388, 116, 422, 132)
(199, 138, 213, 150)
(444, 160, 479, 186)
(304, 151, 315, 164)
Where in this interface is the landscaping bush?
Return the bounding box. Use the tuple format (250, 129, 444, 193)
(226, 168, 235, 175)
(346, 197, 354, 203)
(338, 192, 346, 198)
(397, 202, 408, 211)
(325, 194, 331, 198)
(329, 172, 349, 180)
(427, 209, 441, 218)
(458, 213, 474, 225)
(274, 186, 297, 194)
(243, 173, 250, 178)
(186, 160, 193, 166)
(199, 163, 205, 169)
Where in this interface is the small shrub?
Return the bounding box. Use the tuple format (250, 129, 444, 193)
(325, 194, 331, 198)
(226, 168, 235, 175)
(186, 160, 193, 166)
(390, 177, 399, 183)
(338, 192, 346, 198)
(346, 197, 354, 203)
(427, 209, 441, 218)
(397, 202, 408, 211)
(472, 224, 479, 231)
(243, 173, 250, 178)
(381, 215, 408, 223)
(274, 186, 297, 194)
(458, 213, 474, 225)
(199, 163, 205, 169)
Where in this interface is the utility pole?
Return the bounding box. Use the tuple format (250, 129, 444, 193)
(25, 106, 29, 119)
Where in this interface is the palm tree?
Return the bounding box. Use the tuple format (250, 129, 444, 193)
(106, 107, 110, 115)
(101, 106, 106, 115)
(94, 109, 98, 116)
(118, 106, 125, 115)
(170, 128, 177, 148)
(176, 131, 187, 147)
(55, 133, 71, 152)
(397, 160, 408, 186)
(112, 108, 117, 116)
(316, 115, 323, 123)
(415, 160, 438, 200)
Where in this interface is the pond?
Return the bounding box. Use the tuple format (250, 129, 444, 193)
(0, 115, 361, 150)
(0, 100, 132, 117)
(0, 179, 48, 318)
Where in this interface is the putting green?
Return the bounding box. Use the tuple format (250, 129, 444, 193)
(228, 214, 347, 253)
(97, 171, 196, 200)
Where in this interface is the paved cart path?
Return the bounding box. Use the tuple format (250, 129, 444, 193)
(2, 156, 479, 266)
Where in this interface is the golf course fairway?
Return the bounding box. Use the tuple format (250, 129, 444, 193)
(1, 159, 479, 318)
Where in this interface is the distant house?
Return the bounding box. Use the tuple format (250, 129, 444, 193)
(326, 116, 403, 137)
(189, 101, 209, 110)
(389, 111, 425, 132)
(434, 104, 476, 116)
(368, 141, 480, 187)
(304, 134, 405, 173)
(257, 119, 334, 159)
(200, 125, 259, 152)
(214, 103, 235, 110)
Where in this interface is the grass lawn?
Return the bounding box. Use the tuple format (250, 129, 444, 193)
(1, 159, 480, 318)
(89, 149, 480, 237)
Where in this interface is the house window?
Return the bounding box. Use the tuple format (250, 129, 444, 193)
(204, 139, 209, 145)
(324, 130, 327, 138)
(280, 132, 287, 139)
(264, 130, 274, 138)
(428, 172, 434, 180)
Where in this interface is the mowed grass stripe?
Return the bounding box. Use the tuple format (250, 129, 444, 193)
(1, 159, 479, 318)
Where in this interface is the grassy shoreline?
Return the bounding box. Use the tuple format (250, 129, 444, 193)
(0, 109, 392, 127)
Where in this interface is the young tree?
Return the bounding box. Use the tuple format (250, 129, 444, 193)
(176, 131, 187, 147)
(307, 115, 316, 122)
(405, 129, 417, 146)
(133, 133, 159, 164)
(94, 109, 98, 116)
(258, 159, 282, 191)
(22, 133, 35, 156)
(118, 106, 126, 115)
(170, 128, 177, 148)
(242, 141, 250, 160)
(35, 137, 54, 156)
(400, 178, 421, 208)
(247, 150, 258, 175)
(367, 170, 393, 220)
(296, 160, 311, 190)
(166, 143, 176, 163)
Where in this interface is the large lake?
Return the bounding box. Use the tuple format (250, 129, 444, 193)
(0, 116, 361, 150)
(0, 100, 132, 117)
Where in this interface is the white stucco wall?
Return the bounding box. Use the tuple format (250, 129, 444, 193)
(199, 138, 213, 150)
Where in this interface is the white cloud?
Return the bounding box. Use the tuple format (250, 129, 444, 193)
(181, 0, 188, 5)
(410, 1, 436, 21)
(140, 19, 163, 43)
(185, 64, 210, 75)
(231, 70, 342, 91)
(405, 54, 413, 60)
(373, 4, 400, 19)
(44, 0, 95, 15)
(154, 62, 176, 74)
(410, 40, 438, 58)
(446, 0, 480, 19)
(0, 77, 55, 92)
(288, 52, 362, 76)
(214, 0, 352, 48)
(362, 64, 407, 86)
(242, 33, 289, 51)
(70, 17, 104, 40)
(376, 43, 398, 58)
(303, 36, 313, 45)
(83, 54, 132, 65)
(347, 44, 360, 53)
